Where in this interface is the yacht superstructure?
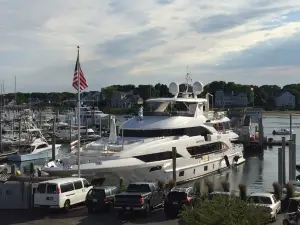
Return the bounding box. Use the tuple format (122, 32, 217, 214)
(43, 76, 244, 184)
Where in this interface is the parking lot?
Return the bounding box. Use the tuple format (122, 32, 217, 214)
(0, 206, 284, 225)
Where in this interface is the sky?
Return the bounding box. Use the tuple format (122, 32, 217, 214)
(1, 0, 300, 93)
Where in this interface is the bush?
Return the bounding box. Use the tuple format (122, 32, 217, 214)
(193, 181, 201, 197)
(221, 181, 230, 192)
(205, 179, 214, 194)
(180, 194, 269, 225)
(238, 184, 247, 201)
(165, 180, 176, 191)
(272, 182, 282, 200)
(157, 180, 164, 190)
(285, 182, 295, 200)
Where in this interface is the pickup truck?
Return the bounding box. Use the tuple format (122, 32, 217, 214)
(114, 182, 164, 216)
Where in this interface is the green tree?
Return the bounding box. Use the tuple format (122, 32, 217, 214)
(101, 86, 118, 100)
(180, 195, 269, 225)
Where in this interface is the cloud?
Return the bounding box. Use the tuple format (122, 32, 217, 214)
(216, 31, 300, 69)
(1, 0, 300, 93)
(191, 7, 290, 33)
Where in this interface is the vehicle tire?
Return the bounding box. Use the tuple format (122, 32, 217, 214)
(63, 200, 71, 212)
(282, 219, 290, 225)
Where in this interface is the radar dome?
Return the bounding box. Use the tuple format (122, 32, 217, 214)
(192, 81, 204, 95)
(169, 82, 179, 96)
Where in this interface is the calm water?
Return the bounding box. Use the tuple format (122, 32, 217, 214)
(4, 114, 300, 192)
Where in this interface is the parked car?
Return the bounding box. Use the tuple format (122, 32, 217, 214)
(34, 177, 93, 211)
(86, 186, 120, 213)
(114, 182, 164, 217)
(282, 197, 300, 225)
(247, 192, 281, 222)
(164, 186, 197, 218)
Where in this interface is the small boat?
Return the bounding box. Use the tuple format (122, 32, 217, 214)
(272, 128, 292, 135)
(7, 138, 61, 162)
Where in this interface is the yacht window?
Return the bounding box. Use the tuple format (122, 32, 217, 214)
(134, 152, 183, 163)
(149, 166, 162, 172)
(179, 171, 184, 177)
(185, 126, 212, 137)
(36, 144, 48, 149)
(213, 123, 224, 131)
(204, 166, 208, 171)
(186, 142, 223, 157)
(121, 126, 212, 138)
(122, 129, 185, 138)
(223, 122, 230, 130)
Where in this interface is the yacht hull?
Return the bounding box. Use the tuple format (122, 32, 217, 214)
(109, 153, 245, 185)
(7, 145, 61, 162)
(43, 151, 245, 184)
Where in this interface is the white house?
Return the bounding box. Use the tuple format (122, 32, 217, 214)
(275, 91, 296, 108)
(214, 90, 248, 107)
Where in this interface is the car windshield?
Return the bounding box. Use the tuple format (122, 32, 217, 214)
(126, 184, 151, 192)
(88, 189, 105, 198)
(248, 196, 272, 204)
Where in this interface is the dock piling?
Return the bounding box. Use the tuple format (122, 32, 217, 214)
(290, 114, 292, 140)
(281, 137, 286, 184)
(258, 117, 264, 147)
(172, 147, 177, 185)
(292, 134, 296, 180)
(278, 147, 284, 188)
(11, 164, 16, 175)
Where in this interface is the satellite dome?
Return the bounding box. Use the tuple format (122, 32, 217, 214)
(169, 82, 179, 96)
(192, 81, 204, 95)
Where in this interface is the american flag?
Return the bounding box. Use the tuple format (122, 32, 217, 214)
(72, 50, 88, 91)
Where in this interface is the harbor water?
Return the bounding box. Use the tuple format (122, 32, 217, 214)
(4, 114, 300, 192)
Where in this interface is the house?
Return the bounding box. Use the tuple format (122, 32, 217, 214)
(110, 91, 143, 108)
(214, 90, 248, 107)
(275, 91, 295, 108)
(28, 98, 41, 105)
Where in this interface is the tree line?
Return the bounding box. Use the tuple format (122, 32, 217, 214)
(3, 81, 300, 110)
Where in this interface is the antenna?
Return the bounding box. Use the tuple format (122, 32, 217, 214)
(185, 66, 192, 92)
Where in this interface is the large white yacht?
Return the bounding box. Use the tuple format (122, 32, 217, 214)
(43, 78, 244, 184)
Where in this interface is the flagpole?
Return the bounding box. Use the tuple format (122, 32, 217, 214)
(77, 46, 81, 178)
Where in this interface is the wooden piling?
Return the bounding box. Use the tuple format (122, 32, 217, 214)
(172, 147, 177, 185)
(278, 147, 283, 188)
(281, 137, 286, 184)
(289, 138, 293, 181)
(258, 117, 264, 147)
(290, 114, 292, 140)
(292, 134, 296, 180)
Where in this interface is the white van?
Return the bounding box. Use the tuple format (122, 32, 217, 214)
(34, 177, 93, 211)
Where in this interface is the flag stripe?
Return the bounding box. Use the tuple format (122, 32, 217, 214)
(72, 53, 88, 91)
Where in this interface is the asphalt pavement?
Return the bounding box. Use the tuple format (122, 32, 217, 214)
(0, 206, 284, 225)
